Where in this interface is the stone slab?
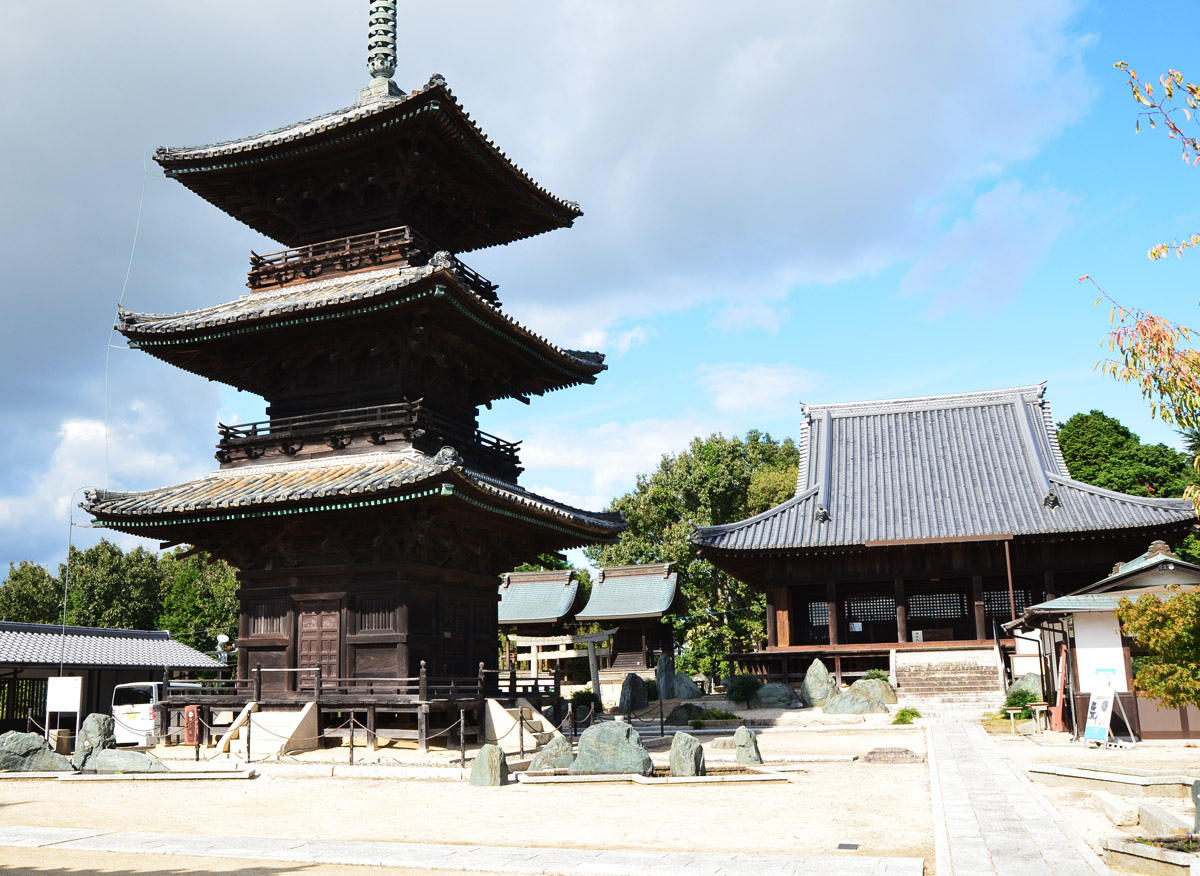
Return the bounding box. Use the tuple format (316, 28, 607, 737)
(1139, 801, 1191, 837)
(1091, 789, 1138, 827)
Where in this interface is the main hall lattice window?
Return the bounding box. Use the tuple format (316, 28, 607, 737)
(984, 589, 1031, 617)
(907, 592, 967, 619)
(845, 595, 897, 622)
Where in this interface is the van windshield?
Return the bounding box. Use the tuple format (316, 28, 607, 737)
(112, 687, 153, 707)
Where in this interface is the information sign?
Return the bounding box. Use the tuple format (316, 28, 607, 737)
(1083, 667, 1116, 743)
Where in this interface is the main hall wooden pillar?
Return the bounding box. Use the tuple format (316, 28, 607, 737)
(765, 590, 777, 647)
(826, 582, 839, 645)
(894, 578, 908, 642)
(971, 574, 987, 639)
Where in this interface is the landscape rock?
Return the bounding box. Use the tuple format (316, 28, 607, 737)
(74, 713, 118, 770)
(0, 731, 74, 772)
(709, 736, 736, 750)
(568, 721, 653, 776)
(669, 732, 706, 777)
(1092, 790, 1138, 827)
(823, 692, 888, 714)
(470, 743, 509, 786)
(666, 703, 706, 726)
(1138, 801, 1189, 836)
(849, 678, 898, 705)
(619, 673, 648, 714)
(801, 660, 837, 707)
(862, 747, 923, 764)
(85, 749, 169, 774)
(655, 656, 677, 700)
(528, 734, 574, 772)
(750, 682, 802, 710)
(1009, 673, 1043, 699)
(734, 725, 763, 765)
(674, 673, 703, 699)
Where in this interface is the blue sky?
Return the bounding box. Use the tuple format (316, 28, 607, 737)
(2, 1, 1199, 568)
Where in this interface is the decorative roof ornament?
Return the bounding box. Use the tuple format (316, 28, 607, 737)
(359, 1, 402, 103)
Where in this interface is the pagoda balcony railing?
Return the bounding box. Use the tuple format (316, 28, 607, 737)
(246, 224, 499, 303)
(215, 400, 522, 478)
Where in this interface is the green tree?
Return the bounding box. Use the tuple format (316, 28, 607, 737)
(62, 540, 164, 631)
(1057, 410, 1194, 497)
(1116, 588, 1200, 707)
(0, 561, 64, 624)
(586, 430, 799, 679)
(157, 550, 240, 650)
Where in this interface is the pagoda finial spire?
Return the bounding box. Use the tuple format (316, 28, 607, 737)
(367, 1, 397, 80)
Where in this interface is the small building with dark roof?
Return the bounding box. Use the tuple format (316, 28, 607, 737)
(0, 622, 221, 732)
(497, 569, 582, 635)
(576, 564, 679, 671)
(691, 384, 1197, 687)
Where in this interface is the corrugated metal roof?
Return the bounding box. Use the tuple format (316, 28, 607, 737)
(0, 622, 220, 669)
(83, 449, 624, 537)
(497, 570, 578, 624)
(693, 385, 1196, 552)
(576, 563, 677, 620)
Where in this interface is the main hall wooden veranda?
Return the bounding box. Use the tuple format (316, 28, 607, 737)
(84, 6, 623, 748)
(692, 385, 1197, 690)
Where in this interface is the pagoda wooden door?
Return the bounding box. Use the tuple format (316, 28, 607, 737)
(298, 601, 340, 681)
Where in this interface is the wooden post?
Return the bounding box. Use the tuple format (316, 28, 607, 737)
(418, 705, 428, 754)
(419, 660, 428, 701)
(313, 666, 322, 703)
(894, 578, 908, 643)
(367, 705, 376, 753)
(765, 591, 777, 647)
(252, 664, 262, 702)
(553, 666, 562, 725)
(478, 662, 486, 697)
(508, 665, 517, 695)
(159, 668, 171, 742)
(586, 640, 602, 707)
(659, 696, 664, 738)
(972, 575, 987, 640)
(826, 582, 839, 645)
(1004, 541, 1017, 620)
(518, 709, 525, 758)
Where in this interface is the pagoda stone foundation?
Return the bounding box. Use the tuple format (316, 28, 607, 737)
(85, 5, 624, 692)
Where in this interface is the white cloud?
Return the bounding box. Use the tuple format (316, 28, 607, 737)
(898, 180, 1076, 313)
(696, 363, 822, 415)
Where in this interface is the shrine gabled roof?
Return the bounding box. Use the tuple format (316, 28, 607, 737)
(692, 384, 1197, 555)
(497, 570, 579, 624)
(154, 76, 582, 250)
(575, 563, 677, 621)
(83, 449, 625, 543)
(116, 258, 606, 399)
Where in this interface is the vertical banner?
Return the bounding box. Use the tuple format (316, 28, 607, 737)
(1083, 667, 1116, 743)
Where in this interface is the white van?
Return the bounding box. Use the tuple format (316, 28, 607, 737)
(111, 681, 199, 747)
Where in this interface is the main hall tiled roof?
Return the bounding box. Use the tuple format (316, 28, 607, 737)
(0, 622, 220, 670)
(497, 570, 579, 624)
(84, 450, 624, 539)
(693, 385, 1196, 554)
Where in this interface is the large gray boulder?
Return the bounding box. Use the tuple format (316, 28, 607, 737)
(673, 673, 703, 698)
(669, 732, 706, 777)
(470, 743, 509, 786)
(528, 734, 574, 772)
(568, 721, 653, 776)
(0, 731, 74, 772)
(1009, 673, 1043, 699)
(823, 692, 888, 714)
(75, 713, 166, 773)
(655, 656, 678, 700)
(849, 678, 898, 705)
(666, 702, 706, 726)
(619, 673, 649, 714)
(801, 659, 837, 707)
(734, 725, 763, 765)
(750, 682, 802, 710)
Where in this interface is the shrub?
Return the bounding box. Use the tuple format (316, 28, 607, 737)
(689, 718, 705, 730)
(892, 707, 922, 725)
(570, 687, 603, 714)
(1004, 688, 1036, 719)
(644, 679, 658, 701)
(699, 708, 738, 720)
(724, 674, 763, 704)
(863, 669, 890, 681)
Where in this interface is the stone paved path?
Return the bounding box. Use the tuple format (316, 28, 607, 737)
(0, 825, 922, 875)
(927, 722, 1110, 876)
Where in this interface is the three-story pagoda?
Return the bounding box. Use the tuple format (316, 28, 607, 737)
(85, 5, 624, 687)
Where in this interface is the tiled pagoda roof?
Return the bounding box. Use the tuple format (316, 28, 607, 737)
(117, 258, 606, 400)
(693, 385, 1197, 555)
(576, 563, 678, 621)
(497, 569, 579, 624)
(0, 622, 220, 670)
(84, 449, 624, 542)
(154, 76, 582, 250)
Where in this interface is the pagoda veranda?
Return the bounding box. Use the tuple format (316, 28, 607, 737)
(84, 5, 624, 699)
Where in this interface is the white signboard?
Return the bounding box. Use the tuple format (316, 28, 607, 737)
(1083, 667, 1117, 743)
(45, 676, 82, 714)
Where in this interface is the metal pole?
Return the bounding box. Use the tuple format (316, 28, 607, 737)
(459, 707, 466, 766)
(245, 707, 252, 764)
(518, 712, 525, 759)
(349, 717, 355, 765)
(659, 696, 664, 737)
